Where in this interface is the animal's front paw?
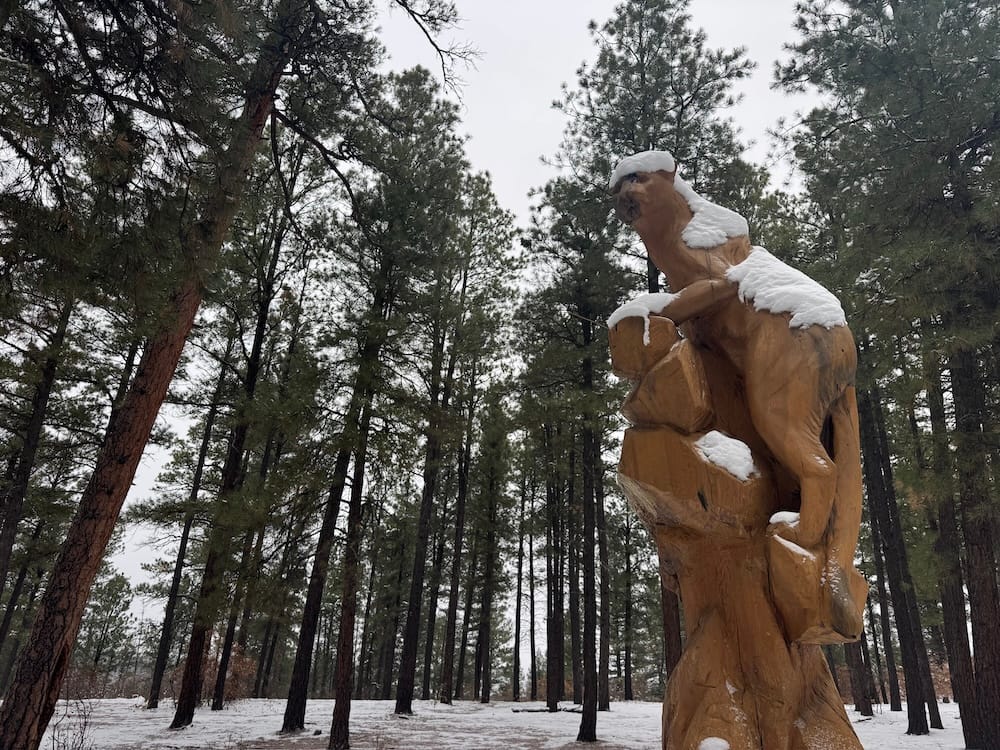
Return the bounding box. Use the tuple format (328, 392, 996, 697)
(767, 511, 803, 545)
(767, 511, 823, 549)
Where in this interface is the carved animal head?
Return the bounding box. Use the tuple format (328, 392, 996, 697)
(613, 169, 673, 222)
(609, 150, 691, 237)
(611, 168, 693, 243)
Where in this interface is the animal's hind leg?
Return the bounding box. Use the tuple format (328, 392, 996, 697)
(746, 374, 837, 549)
(766, 431, 837, 548)
(827, 387, 863, 571)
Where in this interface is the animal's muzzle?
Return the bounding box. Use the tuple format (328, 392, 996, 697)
(615, 191, 640, 224)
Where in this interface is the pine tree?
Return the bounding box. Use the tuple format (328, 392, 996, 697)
(555, 0, 755, 290)
(0, 1, 382, 745)
(778, 2, 1000, 742)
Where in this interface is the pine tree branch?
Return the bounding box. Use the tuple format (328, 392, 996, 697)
(389, 0, 476, 95)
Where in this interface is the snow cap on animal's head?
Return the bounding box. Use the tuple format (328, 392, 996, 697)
(609, 150, 677, 190)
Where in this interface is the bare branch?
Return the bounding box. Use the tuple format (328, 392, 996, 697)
(389, 0, 478, 95)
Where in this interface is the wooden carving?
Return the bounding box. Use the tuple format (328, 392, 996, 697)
(608, 151, 866, 750)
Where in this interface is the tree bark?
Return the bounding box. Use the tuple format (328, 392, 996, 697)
(146, 511, 194, 709)
(568, 446, 582, 705)
(864, 595, 888, 704)
(281, 459, 348, 727)
(0, 275, 205, 749)
(210, 529, 255, 710)
(394, 338, 452, 714)
(328, 396, 374, 750)
(576, 308, 598, 742)
(859, 387, 928, 734)
(544, 423, 564, 712)
(859, 628, 880, 706)
(172, 165, 290, 728)
(513, 474, 526, 701)
(353, 553, 378, 699)
(844, 641, 873, 716)
(0, 298, 73, 598)
(477, 448, 501, 705)
(421, 503, 448, 700)
(377, 538, 406, 701)
(869, 503, 902, 711)
(455, 537, 479, 700)
(948, 348, 1000, 749)
(873, 389, 942, 730)
(148, 333, 231, 709)
(596, 454, 610, 712)
(576, 421, 598, 742)
(0, 521, 43, 650)
(623, 517, 634, 701)
(528, 488, 538, 702)
(438, 377, 476, 704)
(0, 568, 42, 691)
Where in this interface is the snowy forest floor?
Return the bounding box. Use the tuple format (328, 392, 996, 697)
(38, 697, 966, 749)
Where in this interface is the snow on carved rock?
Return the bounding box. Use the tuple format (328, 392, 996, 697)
(726, 247, 846, 329)
(607, 292, 678, 345)
(698, 739, 731, 750)
(694, 431, 757, 481)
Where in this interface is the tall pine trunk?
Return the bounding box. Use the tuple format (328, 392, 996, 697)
(528, 488, 538, 701)
(0, 265, 200, 748)
(281, 456, 348, 728)
(455, 537, 479, 700)
(421, 503, 448, 700)
(329, 396, 374, 749)
(438, 376, 476, 704)
(948, 348, 1000, 749)
(394, 321, 455, 714)
(544, 424, 564, 712)
(568, 448, 582, 705)
(873, 386, 942, 729)
(172, 189, 288, 729)
(0, 568, 42, 691)
(477, 457, 500, 704)
(0, 298, 73, 597)
(870, 507, 902, 711)
(859, 387, 928, 734)
(210, 529, 255, 710)
(576, 421, 598, 741)
(925, 361, 982, 745)
(576, 311, 597, 742)
(844, 640, 873, 716)
(0, 522, 43, 652)
(283, 339, 378, 730)
(596, 456, 610, 712)
(148, 334, 231, 709)
(512, 474, 526, 701)
(623, 518, 634, 701)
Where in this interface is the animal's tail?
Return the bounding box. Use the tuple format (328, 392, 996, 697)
(826, 385, 867, 640)
(828, 386, 863, 571)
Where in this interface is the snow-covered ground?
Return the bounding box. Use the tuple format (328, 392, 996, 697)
(41, 697, 966, 749)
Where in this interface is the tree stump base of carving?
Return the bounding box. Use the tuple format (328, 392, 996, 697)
(611, 316, 863, 750)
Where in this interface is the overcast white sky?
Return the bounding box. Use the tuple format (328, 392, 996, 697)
(115, 0, 821, 615)
(378, 0, 818, 223)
